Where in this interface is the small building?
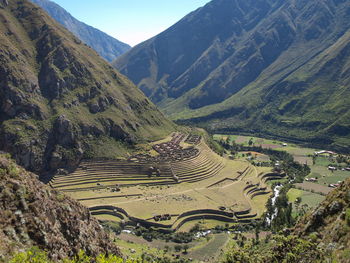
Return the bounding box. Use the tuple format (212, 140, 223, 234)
(306, 177, 318, 182)
(315, 150, 337, 156)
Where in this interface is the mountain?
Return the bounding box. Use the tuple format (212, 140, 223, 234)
(114, 0, 350, 149)
(0, 154, 120, 260)
(0, 0, 175, 175)
(30, 0, 130, 62)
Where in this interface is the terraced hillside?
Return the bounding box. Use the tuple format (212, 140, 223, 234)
(51, 133, 284, 231)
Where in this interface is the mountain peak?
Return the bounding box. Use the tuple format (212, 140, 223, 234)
(29, 0, 130, 62)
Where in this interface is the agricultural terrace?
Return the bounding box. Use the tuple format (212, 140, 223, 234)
(50, 133, 282, 231)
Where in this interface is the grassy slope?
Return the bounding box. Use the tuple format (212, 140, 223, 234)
(115, 0, 350, 149)
(166, 30, 350, 149)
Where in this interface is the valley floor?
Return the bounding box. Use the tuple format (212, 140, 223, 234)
(50, 133, 277, 232)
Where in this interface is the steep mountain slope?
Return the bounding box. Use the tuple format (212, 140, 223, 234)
(293, 177, 350, 262)
(114, 0, 350, 149)
(30, 0, 130, 62)
(0, 0, 175, 175)
(0, 154, 121, 261)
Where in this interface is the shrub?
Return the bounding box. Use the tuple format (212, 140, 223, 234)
(346, 208, 350, 226)
(10, 247, 53, 263)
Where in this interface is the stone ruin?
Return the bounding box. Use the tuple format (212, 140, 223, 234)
(128, 133, 201, 164)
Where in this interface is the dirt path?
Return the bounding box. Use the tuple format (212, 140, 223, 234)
(111, 180, 242, 205)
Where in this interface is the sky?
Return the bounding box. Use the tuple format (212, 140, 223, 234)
(51, 0, 211, 47)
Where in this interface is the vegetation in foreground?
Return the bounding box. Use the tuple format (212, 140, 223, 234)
(0, 154, 120, 261)
(9, 247, 192, 263)
(8, 174, 350, 263)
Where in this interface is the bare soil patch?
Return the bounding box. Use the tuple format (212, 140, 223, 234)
(295, 182, 332, 195)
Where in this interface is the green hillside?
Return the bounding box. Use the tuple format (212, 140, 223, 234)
(114, 0, 350, 150)
(0, 0, 175, 174)
(172, 29, 350, 149)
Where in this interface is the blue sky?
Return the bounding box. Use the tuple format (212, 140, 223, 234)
(52, 0, 211, 46)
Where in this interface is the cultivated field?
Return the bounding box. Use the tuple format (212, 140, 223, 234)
(51, 133, 280, 231)
(294, 182, 332, 195)
(287, 188, 325, 208)
(215, 134, 350, 188)
(115, 232, 230, 262)
(214, 134, 316, 165)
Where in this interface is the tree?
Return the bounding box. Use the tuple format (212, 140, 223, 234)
(183, 244, 189, 254)
(164, 245, 170, 252)
(248, 138, 254, 146)
(174, 245, 182, 252)
(255, 225, 260, 245)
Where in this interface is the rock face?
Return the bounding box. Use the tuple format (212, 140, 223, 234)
(293, 178, 350, 263)
(0, 0, 8, 7)
(0, 154, 121, 260)
(29, 0, 130, 62)
(114, 0, 350, 149)
(0, 0, 175, 175)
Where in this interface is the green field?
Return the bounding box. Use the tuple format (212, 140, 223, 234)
(287, 188, 325, 208)
(115, 232, 230, 262)
(186, 233, 229, 262)
(214, 134, 320, 167)
(307, 156, 350, 186)
(215, 134, 350, 187)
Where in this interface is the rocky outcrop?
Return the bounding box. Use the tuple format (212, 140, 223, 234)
(293, 178, 350, 262)
(0, 155, 121, 261)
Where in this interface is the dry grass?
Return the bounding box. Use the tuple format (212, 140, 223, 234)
(59, 137, 274, 229)
(294, 182, 332, 195)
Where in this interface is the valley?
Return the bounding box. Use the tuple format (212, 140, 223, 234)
(47, 131, 350, 262)
(1, 0, 350, 262)
(50, 132, 278, 233)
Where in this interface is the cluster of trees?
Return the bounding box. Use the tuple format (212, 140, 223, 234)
(133, 226, 194, 243)
(265, 184, 295, 231)
(336, 155, 350, 165)
(222, 234, 325, 263)
(217, 136, 310, 182)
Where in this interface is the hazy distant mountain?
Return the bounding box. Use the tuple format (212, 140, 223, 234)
(114, 0, 350, 149)
(0, 0, 174, 173)
(30, 0, 130, 62)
